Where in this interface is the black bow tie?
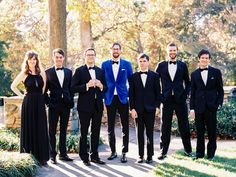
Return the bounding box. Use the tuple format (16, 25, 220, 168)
(169, 61, 176, 65)
(112, 61, 119, 65)
(199, 68, 208, 72)
(56, 67, 64, 71)
(140, 71, 148, 75)
(88, 66, 95, 70)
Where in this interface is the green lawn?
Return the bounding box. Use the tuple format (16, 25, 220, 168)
(154, 149, 236, 177)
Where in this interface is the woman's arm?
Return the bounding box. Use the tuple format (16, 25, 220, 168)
(11, 71, 27, 97)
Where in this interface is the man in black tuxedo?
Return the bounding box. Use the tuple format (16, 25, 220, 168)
(190, 49, 224, 160)
(129, 54, 161, 164)
(45, 48, 74, 164)
(71, 48, 107, 166)
(155, 43, 192, 160)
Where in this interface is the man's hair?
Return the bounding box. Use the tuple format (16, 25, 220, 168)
(167, 42, 178, 50)
(84, 48, 96, 56)
(111, 42, 121, 49)
(138, 53, 149, 61)
(53, 48, 65, 57)
(198, 49, 211, 59)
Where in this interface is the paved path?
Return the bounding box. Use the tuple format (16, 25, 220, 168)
(36, 125, 236, 177)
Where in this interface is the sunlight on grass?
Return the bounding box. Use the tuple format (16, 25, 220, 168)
(154, 149, 236, 177)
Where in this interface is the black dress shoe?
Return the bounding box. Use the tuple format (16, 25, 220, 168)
(193, 156, 204, 160)
(120, 153, 127, 163)
(146, 157, 153, 164)
(91, 158, 106, 165)
(107, 152, 117, 160)
(136, 157, 144, 163)
(83, 160, 91, 166)
(59, 155, 73, 161)
(207, 156, 214, 160)
(158, 154, 167, 160)
(50, 157, 57, 164)
(184, 151, 193, 157)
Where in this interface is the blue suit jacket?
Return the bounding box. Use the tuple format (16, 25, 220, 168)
(101, 58, 133, 106)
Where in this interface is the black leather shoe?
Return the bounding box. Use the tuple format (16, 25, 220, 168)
(50, 157, 57, 164)
(146, 157, 153, 164)
(107, 152, 117, 160)
(184, 151, 193, 157)
(158, 154, 167, 160)
(193, 156, 204, 160)
(59, 155, 73, 161)
(120, 153, 127, 163)
(91, 158, 106, 165)
(207, 156, 214, 160)
(83, 160, 91, 166)
(136, 157, 144, 163)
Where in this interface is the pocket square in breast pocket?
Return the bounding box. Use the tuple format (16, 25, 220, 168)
(122, 68, 126, 71)
(211, 77, 214, 80)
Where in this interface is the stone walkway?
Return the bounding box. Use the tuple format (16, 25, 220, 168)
(36, 125, 235, 177)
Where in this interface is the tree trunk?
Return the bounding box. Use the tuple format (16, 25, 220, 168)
(48, 0, 67, 65)
(79, 0, 94, 63)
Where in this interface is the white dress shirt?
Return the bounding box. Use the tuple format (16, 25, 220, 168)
(55, 67, 64, 88)
(200, 68, 208, 86)
(168, 61, 177, 81)
(112, 59, 120, 95)
(140, 70, 148, 87)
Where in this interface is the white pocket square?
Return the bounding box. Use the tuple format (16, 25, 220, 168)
(122, 69, 126, 71)
(211, 77, 214, 79)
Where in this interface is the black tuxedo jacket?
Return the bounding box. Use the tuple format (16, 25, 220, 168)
(45, 67, 74, 109)
(71, 65, 107, 113)
(155, 60, 190, 103)
(190, 66, 224, 113)
(129, 70, 161, 113)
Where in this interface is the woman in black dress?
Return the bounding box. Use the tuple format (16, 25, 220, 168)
(11, 51, 49, 166)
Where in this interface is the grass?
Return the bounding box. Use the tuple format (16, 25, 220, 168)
(154, 149, 236, 177)
(0, 151, 39, 177)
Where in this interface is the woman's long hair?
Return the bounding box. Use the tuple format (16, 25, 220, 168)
(21, 50, 41, 75)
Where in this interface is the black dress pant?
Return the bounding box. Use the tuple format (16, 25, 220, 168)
(195, 108, 217, 158)
(135, 111, 155, 158)
(160, 97, 192, 155)
(106, 95, 129, 153)
(78, 105, 102, 161)
(49, 100, 70, 158)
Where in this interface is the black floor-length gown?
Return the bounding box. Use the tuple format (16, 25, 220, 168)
(20, 73, 49, 164)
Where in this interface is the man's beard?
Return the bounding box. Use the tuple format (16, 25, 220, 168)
(113, 53, 120, 59)
(169, 54, 176, 60)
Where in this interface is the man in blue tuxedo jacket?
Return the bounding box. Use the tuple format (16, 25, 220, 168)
(129, 53, 161, 164)
(190, 49, 224, 160)
(101, 42, 133, 163)
(155, 43, 192, 160)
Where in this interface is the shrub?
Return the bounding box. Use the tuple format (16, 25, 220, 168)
(171, 100, 236, 139)
(0, 152, 38, 177)
(217, 100, 236, 139)
(56, 131, 104, 153)
(0, 127, 20, 151)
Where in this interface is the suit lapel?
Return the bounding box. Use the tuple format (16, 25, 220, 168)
(84, 65, 92, 80)
(164, 61, 172, 82)
(138, 73, 145, 89)
(197, 69, 206, 87)
(173, 61, 179, 82)
(108, 60, 115, 82)
(52, 67, 62, 88)
(116, 59, 124, 82)
(205, 66, 213, 87)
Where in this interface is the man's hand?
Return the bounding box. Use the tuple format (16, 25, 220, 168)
(87, 79, 95, 88)
(131, 109, 138, 119)
(190, 110, 195, 119)
(95, 79, 103, 90)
